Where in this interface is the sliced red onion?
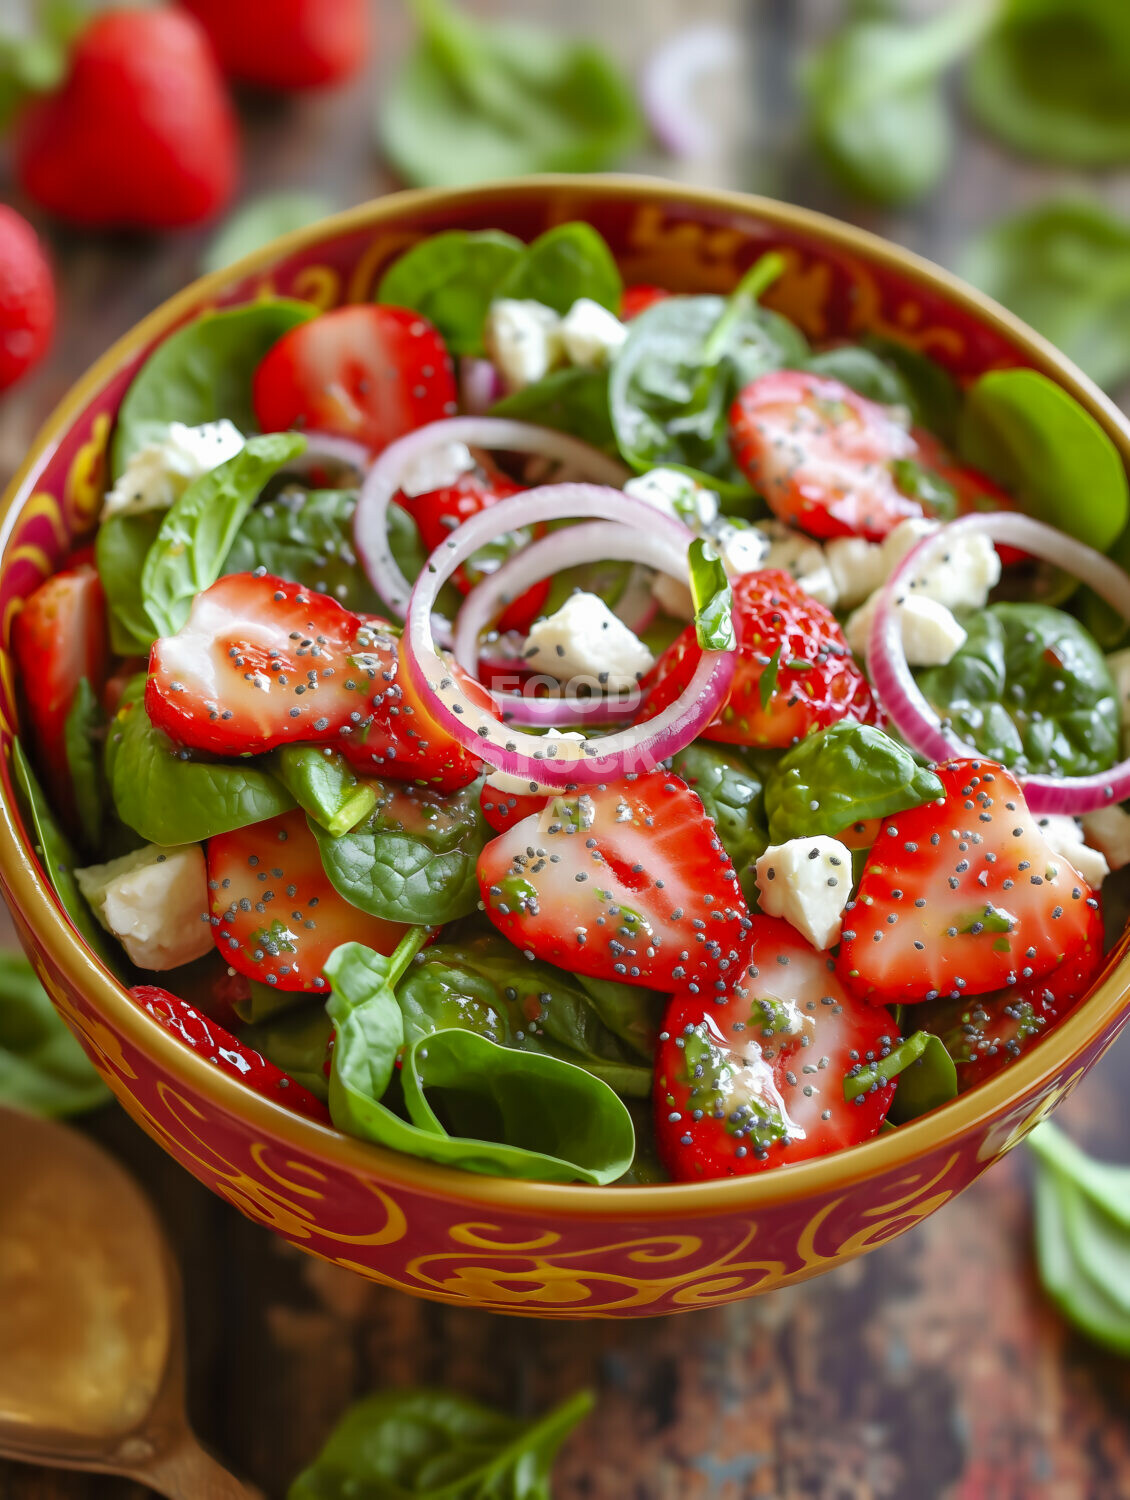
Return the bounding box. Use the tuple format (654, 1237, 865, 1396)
(641, 23, 738, 159)
(459, 356, 504, 415)
(868, 513, 1130, 816)
(353, 417, 629, 646)
(404, 484, 732, 788)
(285, 430, 371, 481)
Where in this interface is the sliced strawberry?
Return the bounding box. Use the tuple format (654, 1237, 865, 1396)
(655, 916, 897, 1180)
(730, 370, 934, 541)
(206, 808, 407, 992)
(639, 569, 880, 748)
(479, 779, 546, 834)
(620, 284, 670, 320)
(478, 768, 751, 991)
(130, 983, 329, 1121)
(252, 304, 457, 456)
(13, 563, 108, 822)
(838, 759, 1101, 1007)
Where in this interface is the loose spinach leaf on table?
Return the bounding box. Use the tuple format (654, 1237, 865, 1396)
(957, 368, 1129, 552)
(967, 0, 1130, 167)
(763, 722, 943, 845)
(63, 677, 106, 851)
(288, 1385, 593, 1500)
(495, 221, 622, 316)
(325, 940, 635, 1184)
(141, 432, 306, 637)
(917, 604, 1118, 779)
(272, 746, 378, 838)
(376, 0, 641, 188)
(669, 742, 768, 891)
(0, 950, 109, 1117)
(310, 778, 488, 927)
(112, 299, 316, 477)
(106, 676, 294, 845)
(490, 366, 616, 452)
(377, 229, 524, 355)
(202, 191, 335, 275)
(1029, 1122, 1130, 1354)
(396, 934, 654, 1096)
(802, 0, 990, 205)
(960, 198, 1130, 392)
(609, 253, 806, 496)
(225, 487, 382, 614)
(96, 511, 163, 654)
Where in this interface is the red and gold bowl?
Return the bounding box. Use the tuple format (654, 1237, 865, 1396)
(3, 177, 1130, 1319)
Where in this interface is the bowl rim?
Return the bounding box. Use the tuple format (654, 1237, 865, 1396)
(3, 172, 1130, 1220)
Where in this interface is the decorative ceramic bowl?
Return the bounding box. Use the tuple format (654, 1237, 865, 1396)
(3, 177, 1129, 1320)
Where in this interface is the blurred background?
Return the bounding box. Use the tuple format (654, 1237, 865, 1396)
(2, 0, 1130, 1495)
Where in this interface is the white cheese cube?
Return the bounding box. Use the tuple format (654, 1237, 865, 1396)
(624, 468, 720, 529)
(76, 844, 212, 971)
(715, 520, 769, 577)
(1082, 804, 1130, 872)
(889, 519, 1001, 613)
(846, 589, 966, 667)
(399, 440, 475, 498)
(825, 535, 886, 609)
(559, 298, 628, 368)
(754, 836, 854, 950)
(486, 728, 586, 796)
(484, 299, 563, 390)
(102, 419, 245, 520)
(1037, 814, 1109, 889)
(1106, 648, 1130, 756)
(523, 591, 655, 693)
(758, 521, 839, 609)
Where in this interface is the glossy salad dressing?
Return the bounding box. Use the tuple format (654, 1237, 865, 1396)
(0, 1108, 170, 1440)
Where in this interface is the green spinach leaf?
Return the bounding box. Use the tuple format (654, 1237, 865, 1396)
(272, 746, 378, 838)
(802, 1, 991, 204)
(688, 538, 735, 652)
(112, 299, 316, 477)
(850, 1031, 957, 1123)
(288, 1385, 592, 1500)
(0, 949, 109, 1117)
(669, 742, 769, 890)
(861, 335, 963, 445)
(490, 366, 616, 452)
(310, 779, 488, 927)
(957, 368, 1128, 553)
(763, 722, 943, 845)
(325, 940, 635, 1184)
(804, 344, 912, 409)
(224, 488, 382, 613)
(96, 511, 163, 654)
(377, 229, 523, 355)
(141, 432, 306, 637)
(917, 603, 1118, 779)
(63, 678, 105, 850)
(495, 221, 622, 315)
(376, 0, 641, 188)
(202, 192, 335, 275)
(106, 677, 294, 845)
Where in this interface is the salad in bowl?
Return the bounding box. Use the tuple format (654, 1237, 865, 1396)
(10, 207, 1130, 1199)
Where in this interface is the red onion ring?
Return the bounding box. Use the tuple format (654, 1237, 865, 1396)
(404, 484, 733, 788)
(459, 357, 504, 415)
(868, 512, 1130, 816)
(641, 23, 738, 159)
(285, 430, 371, 480)
(353, 418, 629, 646)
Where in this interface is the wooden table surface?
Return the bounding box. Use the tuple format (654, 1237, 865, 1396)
(2, 3, 1130, 1496)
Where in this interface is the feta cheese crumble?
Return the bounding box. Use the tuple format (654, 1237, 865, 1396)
(559, 298, 628, 368)
(754, 836, 854, 950)
(484, 299, 563, 390)
(524, 591, 655, 693)
(845, 588, 966, 667)
(75, 843, 212, 971)
(1081, 804, 1130, 873)
(757, 521, 839, 608)
(624, 467, 720, 529)
(486, 728, 586, 796)
(1037, 814, 1110, 889)
(101, 420, 245, 521)
(398, 440, 475, 498)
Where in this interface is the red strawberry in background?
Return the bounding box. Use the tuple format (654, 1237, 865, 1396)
(0, 206, 55, 391)
(13, 8, 238, 230)
(180, 0, 370, 90)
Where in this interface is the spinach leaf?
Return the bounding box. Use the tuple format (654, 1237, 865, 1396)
(0, 949, 109, 1117)
(1029, 1122, 1130, 1354)
(272, 746, 378, 838)
(670, 742, 768, 889)
(688, 539, 735, 651)
(96, 511, 163, 654)
(225, 486, 382, 612)
(802, 1, 990, 204)
(496, 221, 622, 316)
(141, 432, 306, 638)
(12, 740, 125, 979)
(967, 0, 1130, 167)
(804, 344, 912, 409)
(763, 722, 943, 845)
(325, 940, 635, 1184)
(376, 0, 641, 188)
(609, 255, 807, 493)
(957, 369, 1128, 553)
(310, 778, 488, 927)
(63, 678, 105, 850)
(861, 335, 963, 445)
(960, 197, 1130, 392)
(846, 1030, 957, 1122)
(202, 191, 335, 275)
(917, 604, 1118, 779)
(576, 974, 661, 1062)
(288, 1386, 592, 1500)
(243, 1002, 332, 1101)
(112, 299, 316, 477)
(377, 229, 523, 355)
(107, 676, 294, 845)
(396, 935, 653, 1096)
(490, 366, 616, 452)
(233, 978, 311, 1026)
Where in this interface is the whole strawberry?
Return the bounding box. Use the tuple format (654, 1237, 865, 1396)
(180, 0, 370, 90)
(13, 8, 238, 230)
(0, 206, 55, 390)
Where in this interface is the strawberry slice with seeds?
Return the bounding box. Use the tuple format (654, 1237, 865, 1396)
(655, 915, 898, 1180)
(838, 759, 1101, 1007)
(206, 807, 408, 991)
(479, 779, 547, 834)
(477, 768, 751, 991)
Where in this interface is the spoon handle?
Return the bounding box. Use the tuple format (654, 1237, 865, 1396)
(136, 1432, 263, 1500)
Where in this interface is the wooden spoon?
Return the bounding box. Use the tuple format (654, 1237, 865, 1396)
(0, 1105, 260, 1498)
